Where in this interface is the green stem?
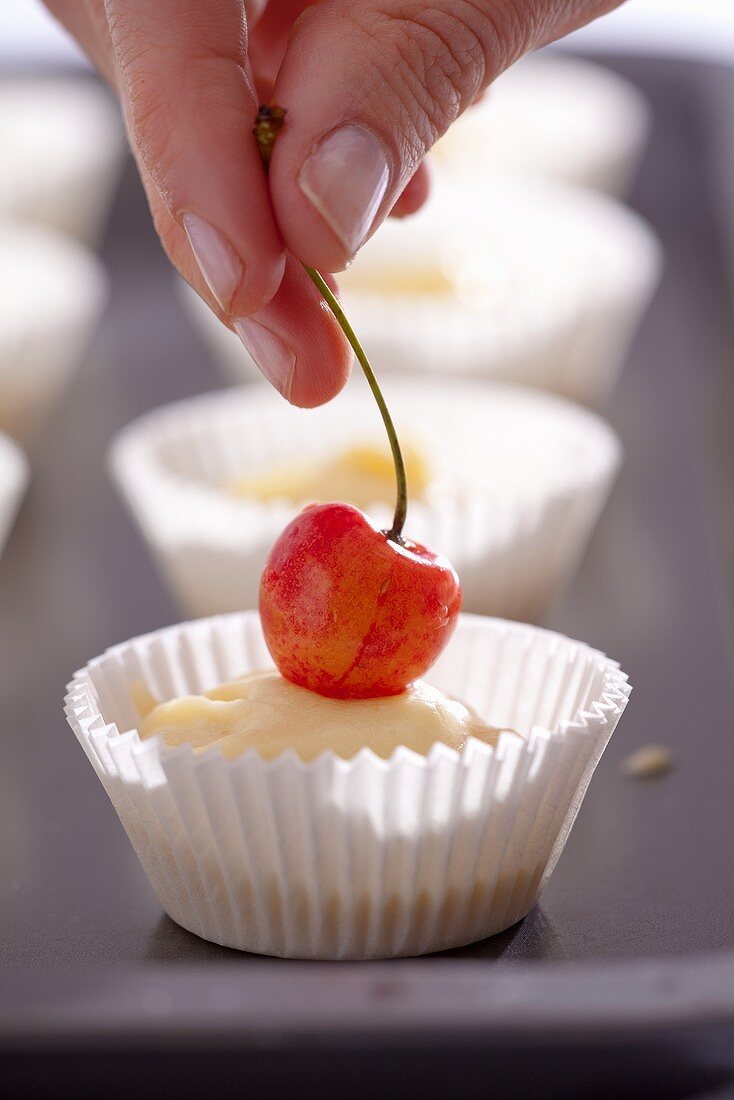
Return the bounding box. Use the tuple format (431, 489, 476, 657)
(253, 104, 408, 539)
(304, 267, 407, 540)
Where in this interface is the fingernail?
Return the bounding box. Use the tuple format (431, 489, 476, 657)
(183, 213, 242, 311)
(233, 317, 296, 399)
(299, 125, 390, 256)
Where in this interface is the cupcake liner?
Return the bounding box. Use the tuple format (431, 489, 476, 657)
(432, 54, 650, 198)
(0, 432, 28, 560)
(109, 380, 621, 621)
(0, 221, 109, 442)
(178, 178, 661, 410)
(65, 611, 631, 959)
(337, 176, 661, 408)
(0, 77, 126, 246)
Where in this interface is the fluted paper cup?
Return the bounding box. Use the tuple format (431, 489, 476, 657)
(0, 221, 108, 442)
(109, 380, 621, 621)
(178, 179, 660, 407)
(432, 54, 650, 197)
(65, 611, 630, 959)
(337, 176, 661, 407)
(0, 76, 126, 246)
(0, 432, 28, 560)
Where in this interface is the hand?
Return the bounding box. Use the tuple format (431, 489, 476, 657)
(44, 1, 621, 406)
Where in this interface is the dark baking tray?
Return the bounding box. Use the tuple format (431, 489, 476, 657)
(1, 54, 734, 1098)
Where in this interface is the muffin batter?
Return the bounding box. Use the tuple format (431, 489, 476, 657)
(138, 670, 514, 762)
(339, 260, 456, 298)
(230, 442, 429, 510)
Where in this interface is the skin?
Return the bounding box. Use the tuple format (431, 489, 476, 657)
(260, 502, 462, 698)
(44, 0, 623, 408)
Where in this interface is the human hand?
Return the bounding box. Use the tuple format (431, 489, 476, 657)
(45, 0, 621, 406)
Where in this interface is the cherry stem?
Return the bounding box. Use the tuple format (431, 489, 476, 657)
(252, 104, 407, 541)
(302, 267, 407, 540)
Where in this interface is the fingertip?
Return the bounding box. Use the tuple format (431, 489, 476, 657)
(288, 363, 351, 407)
(288, 300, 352, 407)
(234, 254, 352, 407)
(390, 162, 431, 219)
(229, 245, 287, 316)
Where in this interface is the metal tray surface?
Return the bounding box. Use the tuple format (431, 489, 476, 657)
(1, 53, 733, 1095)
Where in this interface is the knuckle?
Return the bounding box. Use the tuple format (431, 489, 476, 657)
(346, 1, 536, 168)
(125, 68, 176, 191)
(117, 42, 249, 199)
(480, 0, 536, 64)
(353, 3, 494, 152)
(106, 4, 250, 197)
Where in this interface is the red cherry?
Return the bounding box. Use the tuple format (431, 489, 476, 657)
(259, 502, 462, 699)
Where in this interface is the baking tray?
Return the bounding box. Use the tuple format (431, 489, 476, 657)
(1, 54, 734, 1098)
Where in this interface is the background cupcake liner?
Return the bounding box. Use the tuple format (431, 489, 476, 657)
(337, 177, 662, 408)
(181, 178, 661, 407)
(0, 77, 126, 246)
(109, 380, 621, 621)
(431, 54, 650, 197)
(0, 431, 28, 560)
(0, 221, 109, 442)
(65, 611, 631, 959)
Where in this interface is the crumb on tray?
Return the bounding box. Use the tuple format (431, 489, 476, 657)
(621, 744, 675, 780)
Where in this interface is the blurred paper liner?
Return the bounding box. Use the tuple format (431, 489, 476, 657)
(0, 76, 126, 246)
(0, 221, 108, 443)
(109, 380, 621, 621)
(432, 54, 651, 197)
(180, 176, 661, 408)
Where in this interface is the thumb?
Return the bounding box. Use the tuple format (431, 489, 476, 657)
(269, 0, 621, 271)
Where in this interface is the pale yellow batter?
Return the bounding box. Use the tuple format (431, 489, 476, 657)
(230, 442, 430, 510)
(138, 670, 514, 762)
(338, 261, 456, 298)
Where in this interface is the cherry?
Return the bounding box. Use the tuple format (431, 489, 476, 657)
(260, 502, 461, 699)
(255, 104, 461, 699)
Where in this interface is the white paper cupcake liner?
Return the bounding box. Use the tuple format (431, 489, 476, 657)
(0, 221, 109, 442)
(0, 77, 126, 246)
(109, 380, 621, 622)
(337, 176, 661, 408)
(0, 431, 28, 560)
(432, 54, 650, 198)
(65, 611, 631, 959)
(178, 178, 661, 409)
